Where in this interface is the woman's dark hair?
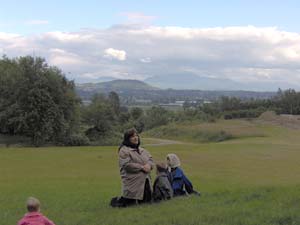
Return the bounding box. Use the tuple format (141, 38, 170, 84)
(119, 128, 140, 150)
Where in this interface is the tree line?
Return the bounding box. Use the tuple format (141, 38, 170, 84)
(0, 56, 173, 146)
(1, 56, 300, 146)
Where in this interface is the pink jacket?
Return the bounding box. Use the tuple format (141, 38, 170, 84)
(17, 212, 55, 225)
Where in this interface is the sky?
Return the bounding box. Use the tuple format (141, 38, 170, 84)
(1, 0, 300, 90)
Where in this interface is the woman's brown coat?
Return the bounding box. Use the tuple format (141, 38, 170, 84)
(119, 146, 154, 200)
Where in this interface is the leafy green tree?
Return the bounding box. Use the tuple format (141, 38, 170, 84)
(82, 94, 116, 140)
(83, 94, 114, 129)
(130, 107, 144, 120)
(200, 103, 221, 117)
(219, 96, 241, 112)
(276, 89, 300, 114)
(0, 56, 81, 146)
(108, 91, 120, 116)
(144, 106, 170, 130)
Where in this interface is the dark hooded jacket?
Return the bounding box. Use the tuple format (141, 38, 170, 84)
(153, 171, 173, 201)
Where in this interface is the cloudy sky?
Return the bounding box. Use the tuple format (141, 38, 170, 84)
(1, 0, 300, 89)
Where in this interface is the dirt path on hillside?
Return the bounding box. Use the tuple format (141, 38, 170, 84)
(143, 138, 184, 146)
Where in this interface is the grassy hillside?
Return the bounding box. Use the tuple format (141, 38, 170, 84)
(1, 119, 300, 225)
(144, 118, 300, 144)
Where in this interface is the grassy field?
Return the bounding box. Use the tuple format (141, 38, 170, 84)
(1, 119, 300, 225)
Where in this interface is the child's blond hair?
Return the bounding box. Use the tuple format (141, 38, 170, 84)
(26, 197, 40, 212)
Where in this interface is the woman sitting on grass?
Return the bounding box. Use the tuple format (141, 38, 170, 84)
(167, 153, 200, 197)
(112, 128, 154, 207)
(18, 197, 55, 225)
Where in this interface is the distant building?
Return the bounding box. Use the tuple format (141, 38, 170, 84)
(175, 100, 185, 105)
(82, 100, 91, 106)
(134, 99, 152, 103)
(159, 103, 183, 107)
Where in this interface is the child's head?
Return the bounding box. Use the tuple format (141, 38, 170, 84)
(156, 162, 168, 174)
(166, 153, 181, 169)
(26, 197, 40, 212)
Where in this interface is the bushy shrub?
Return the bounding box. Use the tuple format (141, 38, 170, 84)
(223, 108, 267, 120)
(61, 133, 90, 146)
(88, 132, 122, 146)
(144, 106, 170, 130)
(146, 125, 233, 143)
(133, 118, 145, 133)
(0, 134, 31, 147)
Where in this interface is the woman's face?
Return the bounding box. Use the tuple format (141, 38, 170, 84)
(129, 133, 139, 145)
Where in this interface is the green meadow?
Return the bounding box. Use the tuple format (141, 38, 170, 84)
(1, 119, 300, 225)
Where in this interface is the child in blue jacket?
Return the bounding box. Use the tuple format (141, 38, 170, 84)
(166, 153, 200, 197)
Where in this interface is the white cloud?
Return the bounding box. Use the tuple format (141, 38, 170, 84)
(0, 32, 20, 40)
(104, 48, 126, 61)
(43, 31, 92, 42)
(120, 12, 157, 24)
(48, 48, 91, 72)
(25, 20, 49, 25)
(140, 57, 151, 63)
(1, 25, 300, 88)
(81, 72, 101, 79)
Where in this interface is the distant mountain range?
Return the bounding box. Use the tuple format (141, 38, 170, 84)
(74, 76, 116, 84)
(144, 73, 300, 91)
(76, 79, 277, 102)
(144, 73, 242, 90)
(76, 79, 160, 100)
(75, 72, 300, 91)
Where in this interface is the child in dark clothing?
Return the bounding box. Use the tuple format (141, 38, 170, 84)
(167, 153, 200, 197)
(153, 162, 173, 202)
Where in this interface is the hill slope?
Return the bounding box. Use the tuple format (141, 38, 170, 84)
(76, 79, 160, 99)
(77, 79, 159, 92)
